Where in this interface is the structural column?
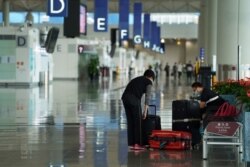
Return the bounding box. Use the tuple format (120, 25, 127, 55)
(217, 0, 250, 80)
(3, 0, 10, 26)
(217, 0, 238, 81)
(217, 0, 238, 65)
(203, 0, 208, 64)
(238, 0, 250, 78)
(206, 0, 217, 68)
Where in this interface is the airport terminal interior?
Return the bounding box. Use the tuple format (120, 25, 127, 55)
(0, 74, 247, 167)
(0, 0, 250, 167)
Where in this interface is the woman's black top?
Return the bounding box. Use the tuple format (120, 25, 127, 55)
(122, 76, 152, 105)
(200, 88, 225, 112)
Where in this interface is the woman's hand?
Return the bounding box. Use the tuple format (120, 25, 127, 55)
(142, 105, 148, 119)
(142, 111, 147, 119)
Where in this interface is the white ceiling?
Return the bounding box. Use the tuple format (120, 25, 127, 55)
(0, 0, 201, 13)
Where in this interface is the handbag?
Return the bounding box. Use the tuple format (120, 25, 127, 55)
(203, 102, 242, 128)
(214, 102, 241, 117)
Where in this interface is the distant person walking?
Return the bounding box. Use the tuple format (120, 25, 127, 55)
(186, 60, 194, 84)
(164, 63, 170, 78)
(194, 59, 200, 81)
(172, 62, 177, 79)
(177, 62, 183, 79)
(154, 63, 159, 80)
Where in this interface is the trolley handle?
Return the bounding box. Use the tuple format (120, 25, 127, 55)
(147, 105, 157, 116)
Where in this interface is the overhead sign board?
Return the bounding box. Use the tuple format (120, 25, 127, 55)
(94, 0, 108, 32)
(47, 0, 68, 17)
(133, 3, 142, 44)
(119, 0, 129, 41)
(143, 14, 151, 48)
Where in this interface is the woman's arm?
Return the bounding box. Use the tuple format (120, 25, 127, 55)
(143, 84, 153, 119)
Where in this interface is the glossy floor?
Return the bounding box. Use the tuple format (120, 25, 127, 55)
(0, 73, 247, 167)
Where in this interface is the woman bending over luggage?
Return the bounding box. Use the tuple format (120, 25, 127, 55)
(191, 82, 225, 124)
(121, 69, 155, 150)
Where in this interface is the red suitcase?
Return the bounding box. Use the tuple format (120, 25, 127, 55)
(148, 130, 192, 150)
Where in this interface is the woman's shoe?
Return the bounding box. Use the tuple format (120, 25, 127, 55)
(128, 145, 134, 150)
(133, 144, 145, 150)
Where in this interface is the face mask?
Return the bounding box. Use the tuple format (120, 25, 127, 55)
(192, 89, 200, 97)
(196, 91, 201, 95)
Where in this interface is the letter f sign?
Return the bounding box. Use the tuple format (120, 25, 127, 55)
(47, 0, 68, 17)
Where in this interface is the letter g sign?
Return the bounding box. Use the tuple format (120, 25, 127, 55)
(47, 0, 68, 17)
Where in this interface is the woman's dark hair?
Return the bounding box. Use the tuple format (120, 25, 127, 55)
(144, 69, 155, 81)
(191, 82, 203, 88)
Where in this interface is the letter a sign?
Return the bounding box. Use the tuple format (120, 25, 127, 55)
(47, 0, 68, 17)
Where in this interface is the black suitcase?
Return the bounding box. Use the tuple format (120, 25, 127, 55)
(172, 100, 201, 146)
(172, 100, 188, 119)
(142, 105, 161, 145)
(187, 100, 201, 118)
(172, 100, 200, 119)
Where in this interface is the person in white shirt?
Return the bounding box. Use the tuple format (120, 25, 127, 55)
(186, 60, 194, 84)
(177, 62, 183, 79)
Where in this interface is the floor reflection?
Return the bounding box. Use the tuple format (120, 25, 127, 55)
(126, 150, 193, 167)
(0, 74, 247, 167)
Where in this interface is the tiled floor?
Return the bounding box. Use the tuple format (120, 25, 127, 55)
(0, 72, 248, 167)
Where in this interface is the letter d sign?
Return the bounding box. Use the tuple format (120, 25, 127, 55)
(47, 0, 68, 17)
